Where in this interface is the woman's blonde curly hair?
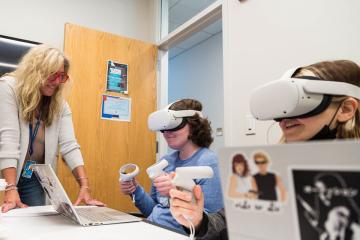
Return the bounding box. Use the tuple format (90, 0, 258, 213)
(10, 44, 69, 126)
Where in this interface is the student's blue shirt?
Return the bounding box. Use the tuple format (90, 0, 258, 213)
(133, 147, 224, 232)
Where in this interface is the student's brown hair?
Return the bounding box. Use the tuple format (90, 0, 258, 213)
(169, 99, 213, 148)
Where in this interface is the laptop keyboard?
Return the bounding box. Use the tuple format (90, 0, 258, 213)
(75, 208, 115, 222)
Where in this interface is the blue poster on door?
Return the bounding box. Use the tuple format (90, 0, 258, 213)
(106, 60, 128, 94)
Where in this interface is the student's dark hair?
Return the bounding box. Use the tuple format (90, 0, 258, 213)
(295, 60, 360, 139)
(232, 154, 249, 176)
(169, 99, 213, 148)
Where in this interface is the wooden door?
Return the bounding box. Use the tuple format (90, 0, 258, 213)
(57, 23, 157, 212)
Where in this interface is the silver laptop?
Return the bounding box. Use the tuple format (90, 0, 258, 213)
(33, 164, 140, 226)
(219, 140, 360, 240)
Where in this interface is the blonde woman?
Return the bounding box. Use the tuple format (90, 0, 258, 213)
(0, 44, 104, 212)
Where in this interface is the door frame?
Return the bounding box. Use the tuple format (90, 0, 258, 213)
(155, 0, 223, 158)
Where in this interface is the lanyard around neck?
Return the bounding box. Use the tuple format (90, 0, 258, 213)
(29, 113, 42, 156)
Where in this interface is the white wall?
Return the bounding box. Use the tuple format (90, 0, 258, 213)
(0, 0, 156, 48)
(223, 0, 360, 146)
(169, 32, 224, 153)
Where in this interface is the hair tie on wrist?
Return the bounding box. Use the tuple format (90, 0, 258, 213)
(5, 186, 18, 192)
(5, 183, 16, 188)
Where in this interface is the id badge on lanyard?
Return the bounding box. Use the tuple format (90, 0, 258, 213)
(22, 118, 41, 179)
(22, 160, 36, 178)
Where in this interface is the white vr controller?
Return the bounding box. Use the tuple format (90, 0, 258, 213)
(146, 159, 169, 180)
(119, 164, 140, 203)
(0, 179, 7, 191)
(146, 159, 170, 207)
(172, 166, 214, 240)
(119, 163, 140, 182)
(172, 166, 214, 192)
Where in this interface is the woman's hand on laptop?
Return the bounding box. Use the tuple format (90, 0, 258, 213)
(1, 190, 28, 213)
(72, 166, 105, 206)
(169, 185, 204, 229)
(74, 187, 106, 207)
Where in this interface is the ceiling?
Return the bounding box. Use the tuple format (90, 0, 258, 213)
(167, 0, 222, 59)
(0, 36, 39, 75)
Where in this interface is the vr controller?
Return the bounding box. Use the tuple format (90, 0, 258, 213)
(172, 166, 214, 193)
(146, 159, 169, 207)
(172, 166, 214, 240)
(146, 159, 169, 180)
(119, 163, 140, 182)
(119, 163, 140, 202)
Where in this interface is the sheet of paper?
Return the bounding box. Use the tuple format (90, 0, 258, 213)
(0, 205, 58, 217)
(101, 95, 131, 122)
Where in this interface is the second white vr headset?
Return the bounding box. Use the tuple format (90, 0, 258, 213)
(148, 102, 203, 132)
(250, 67, 360, 121)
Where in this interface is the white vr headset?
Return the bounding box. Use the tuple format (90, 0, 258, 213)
(148, 102, 203, 132)
(250, 67, 360, 121)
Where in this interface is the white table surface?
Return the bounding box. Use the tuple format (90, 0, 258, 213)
(0, 206, 189, 240)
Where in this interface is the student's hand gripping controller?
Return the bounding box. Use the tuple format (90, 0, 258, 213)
(146, 159, 169, 206)
(172, 166, 214, 196)
(172, 166, 214, 240)
(119, 163, 140, 202)
(146, 159, 169, 180)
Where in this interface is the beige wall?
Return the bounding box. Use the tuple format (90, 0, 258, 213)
(0, 0, 156, 48)
(223, 0, 360, 146)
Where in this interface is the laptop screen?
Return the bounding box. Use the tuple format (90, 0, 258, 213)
(218, 140, 360, 240)
(33, 164, 80, 223)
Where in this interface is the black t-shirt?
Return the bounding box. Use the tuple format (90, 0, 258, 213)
(254, 172, 277, 201)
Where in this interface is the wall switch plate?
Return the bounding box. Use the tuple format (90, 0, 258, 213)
(216, 127, 223, 136)
(245, 114, 256, 135)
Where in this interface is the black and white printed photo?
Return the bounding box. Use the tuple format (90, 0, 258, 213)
(292, 169, 360, 240)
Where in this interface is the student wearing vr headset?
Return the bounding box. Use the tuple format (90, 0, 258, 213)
(119, 99, 224, 232)
(0, 45, 104, 212)
(169, 60, 360, 240)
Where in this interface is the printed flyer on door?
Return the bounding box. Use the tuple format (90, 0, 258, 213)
(106, 60, 128, 94)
